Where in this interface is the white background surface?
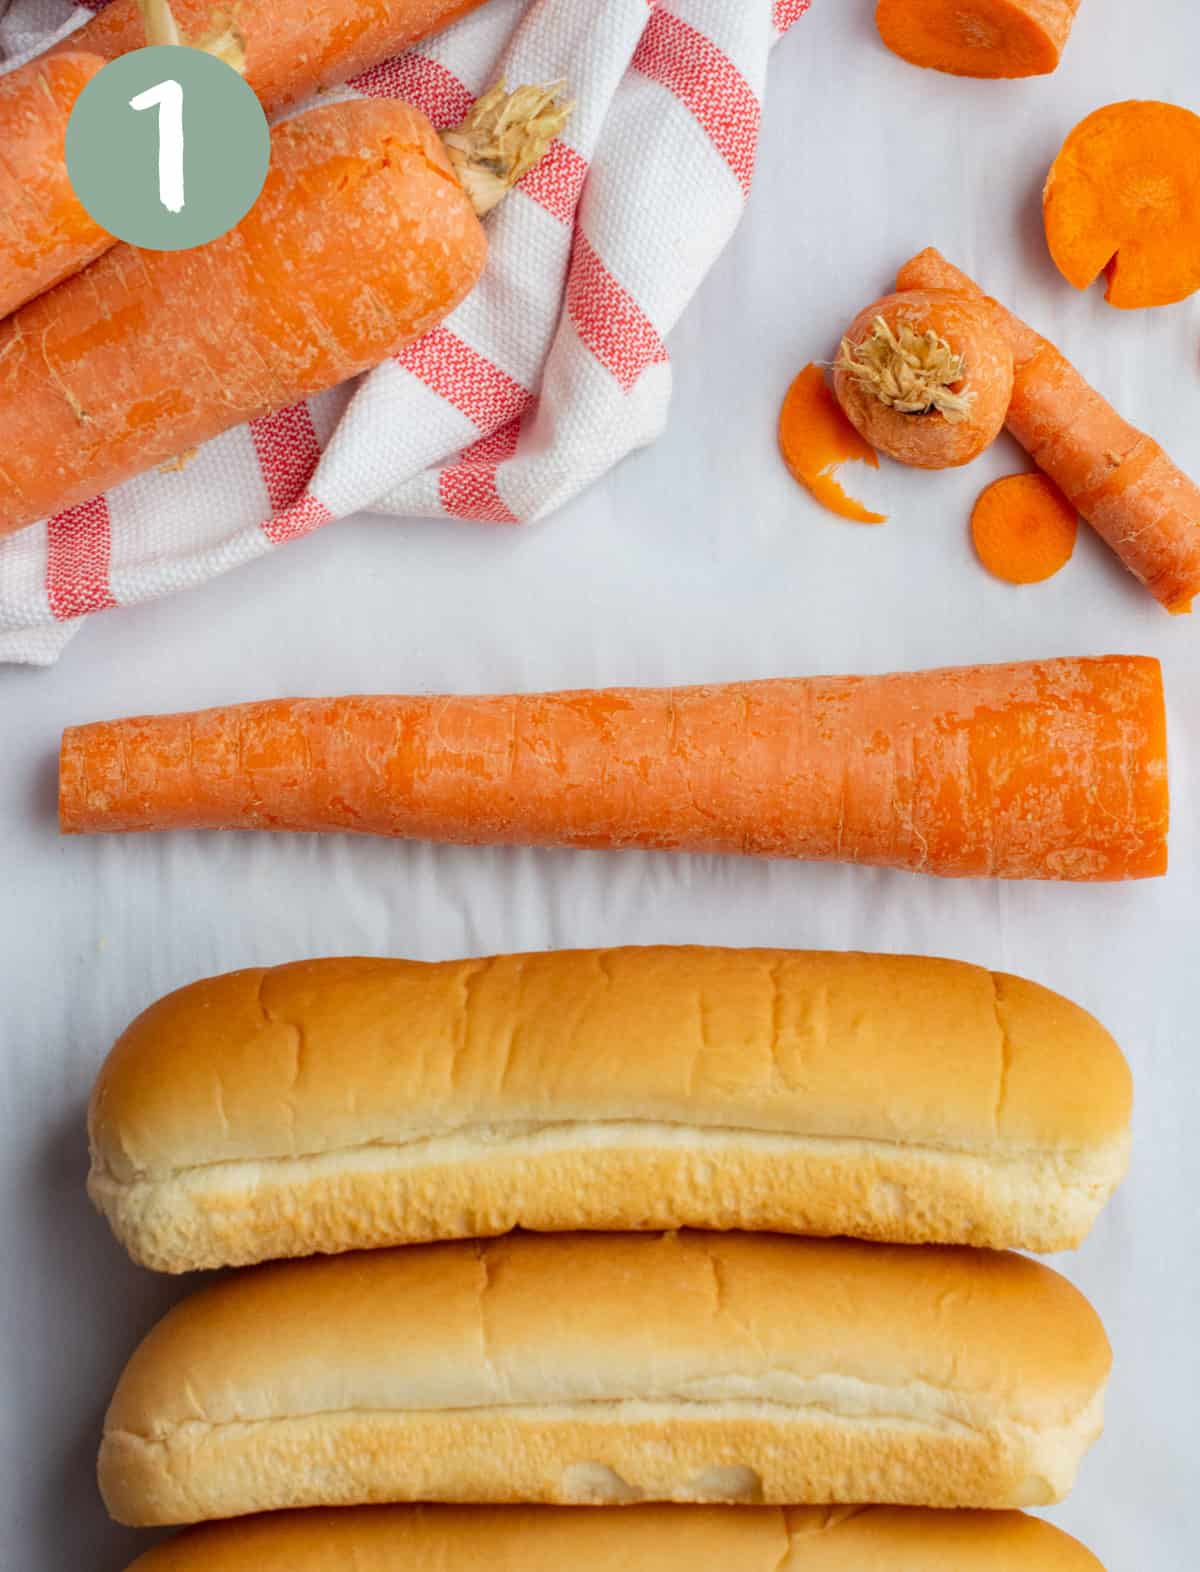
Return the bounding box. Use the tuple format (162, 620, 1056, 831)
(2, 2, 1198, 1566)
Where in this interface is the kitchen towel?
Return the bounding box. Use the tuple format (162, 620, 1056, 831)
(0, 0, 811, 664)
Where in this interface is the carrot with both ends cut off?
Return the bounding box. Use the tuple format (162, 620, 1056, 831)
(59, 657, 1169, 882)
(899, 248, 1200, 614)
(0, 53, 109, 320)
(0, 86, 568, 537)
(876, 0, 1083, 79)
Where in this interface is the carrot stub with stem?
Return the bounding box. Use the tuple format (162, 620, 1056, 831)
(834, 290, 1013, 470)
(0, 84, 569, 538)
(876, 0, 1083, 79)
(0, 53, 110, 320)
(1043, 100, 1200, 309)
(778, 364, 886, 524)
(898, 248, 1200, 613)
(59, 657, 1169, 882)
(972, 474, 1078, 584)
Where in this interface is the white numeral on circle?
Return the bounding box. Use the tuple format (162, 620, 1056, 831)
(130, 78, 185, 214)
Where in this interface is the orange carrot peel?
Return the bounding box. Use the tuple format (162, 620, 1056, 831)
(876, 0, 1083, 79)
(972, 474, 1078, 584)
(899, 248, 1200, 614)
(779, 364, 886, 523)
(1044, 100, 1200, 309)
(59, 657, 1169, 883)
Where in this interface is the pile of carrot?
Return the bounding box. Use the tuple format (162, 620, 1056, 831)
(899, 249, 1200, 613)
(0, 100, 487, 536)
(59, 656, 1169, 882)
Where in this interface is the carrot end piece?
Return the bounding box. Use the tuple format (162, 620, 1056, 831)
(779, 364, 887, 525)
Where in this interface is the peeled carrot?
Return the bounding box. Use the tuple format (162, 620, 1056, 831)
(57, 0, 490, 116)
(834, 291, 1013, 470)
(778, 363, 886, 523)
(59, 657, 1169, 882)
(972, 474, 1078, 584)
(898, 248, 1200, 614)
(876, 0, 1082, 78)
(0, 86, 568, 537)
(0, 53, 109, 319)
(1044, 101, 1200, 309)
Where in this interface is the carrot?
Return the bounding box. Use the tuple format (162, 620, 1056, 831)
(898, 248, 1200, 613)
(876, 0, 1082, 78)
(1044, 101, 1200, 309)
(57, 0, 491, 117)
(0, 87, 568, 538)
(59, 657, 1169, 882)
(834, 291, 1012, 470)
(972, 474, 1078, 584)
(0, 53, 109, 320)
(778, 363, 886, 524)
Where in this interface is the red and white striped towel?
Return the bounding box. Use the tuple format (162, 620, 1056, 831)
(0, 0, 812, 665)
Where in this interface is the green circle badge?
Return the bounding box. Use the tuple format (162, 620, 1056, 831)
(65, 46, 270, 251)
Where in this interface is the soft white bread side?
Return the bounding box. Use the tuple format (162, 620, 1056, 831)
(124, 1504, 1108, 1571)
(99, 1230, 1111, 1526)
(87, 948, 1132, 1270)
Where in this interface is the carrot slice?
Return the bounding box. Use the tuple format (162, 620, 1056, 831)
(875, 0, 1082, 79)
(779, 364, 886, 524)
(1044, 100, 1200, 309)
(972, 474, 1078, 584)
(834, 291, 1013, 470)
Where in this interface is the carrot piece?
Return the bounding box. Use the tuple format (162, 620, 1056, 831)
(0, 84, 572, 537)
(1044, 101, 1200, 309)
(972, 474, 1078, 584)
(876, 0, 1082, 78)
(834, 291, 1013, 470)
(0, 53, 109, 320)
(898, 248, 1200, 612)
(58, 0, 490, 116)
(58, 657, 1169, 882)
(779, 364, 886, 524)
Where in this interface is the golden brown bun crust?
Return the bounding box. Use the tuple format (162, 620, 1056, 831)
(124, 1504, 1107, 1571)
(100, 1231, 1110, 1525)
(88, 948, 1131, 1268)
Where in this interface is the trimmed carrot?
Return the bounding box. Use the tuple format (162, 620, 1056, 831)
(834, 291, 1013, 470)
(57, 0, 490, 116)
(876, 0, 1082, 78)
(898, 248, 1200, 613)
(972, 474, 1078, 584)
(0, 53, 109, 320)
(1044, 101, 1200, 309)
(779, 364, 886, 524)
(0, 87, 568, 538)
(59, 657, 1169, 882)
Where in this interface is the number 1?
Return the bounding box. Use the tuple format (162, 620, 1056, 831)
(130, 78, 185, 214)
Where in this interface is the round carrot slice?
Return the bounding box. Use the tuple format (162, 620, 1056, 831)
(1044, 100, 1200, 309)
(971, 473, 1078, 584)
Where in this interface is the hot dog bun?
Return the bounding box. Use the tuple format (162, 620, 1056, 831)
(99, 1230, 1110, 1524)
(88, 948, 1131, 1271)
(123, 1504, 1107, 1570)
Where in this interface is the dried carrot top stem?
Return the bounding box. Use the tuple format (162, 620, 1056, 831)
(443, 80, 573, 217)
(59, 657, 1169, 883)
(836, 317, 971, 421)
(134, 0, 245, 70)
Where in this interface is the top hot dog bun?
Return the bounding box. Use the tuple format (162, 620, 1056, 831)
(88, 947, 1131, 1271)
